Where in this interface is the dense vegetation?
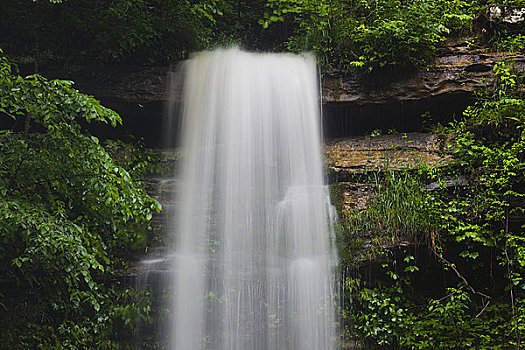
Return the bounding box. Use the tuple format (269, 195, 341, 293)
(0, 0, 525, 72)
(1, 0, 525, 348)
(261, 0, 475, 71)
(341, 61, 525, 348)
(0, 52, 161, 348)
(0, 0, 276, 67)
(1, 0, 524, 72)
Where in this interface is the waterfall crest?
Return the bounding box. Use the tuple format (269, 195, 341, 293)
(171, 48, 337, 350)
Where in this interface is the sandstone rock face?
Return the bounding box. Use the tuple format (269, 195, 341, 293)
(335, 182, 375, 212)
(487, 6, 525, 24)
(325, 132, 452, 181)
(47, 41, 524, 144)
(322, 40, 525, 105)
(325, 132, 453, 214)
(62, 40, 524, 106)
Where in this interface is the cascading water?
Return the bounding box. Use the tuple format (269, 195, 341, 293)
(170, 48, 337, 350)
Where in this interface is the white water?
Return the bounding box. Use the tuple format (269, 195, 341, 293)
(170, 48, 337, 350)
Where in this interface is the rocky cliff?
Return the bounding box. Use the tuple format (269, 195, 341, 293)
(36, 38, 524, 144)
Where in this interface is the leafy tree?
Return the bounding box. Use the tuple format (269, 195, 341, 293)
(0, 0, 226, 65)
(261, 0, 476, 71)
(0, 51, 160, 348)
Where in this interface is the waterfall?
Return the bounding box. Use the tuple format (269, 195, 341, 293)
(170, 48, 337, 350)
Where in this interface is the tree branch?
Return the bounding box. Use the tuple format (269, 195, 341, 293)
(431, 234, 492, 318)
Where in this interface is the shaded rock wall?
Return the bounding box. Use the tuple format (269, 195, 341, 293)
(322, 40, 524, 104)
(325, 132, 452, 215)
(60, 39, 524, 106)
(325, 133, 450, 178)
(35, 40, 524, 144)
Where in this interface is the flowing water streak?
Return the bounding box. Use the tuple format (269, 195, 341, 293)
(171, 48, 337, 350)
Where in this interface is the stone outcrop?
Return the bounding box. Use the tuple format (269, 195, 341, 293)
(51, 39, 524, 107)
(325, 132, 451, 180)
(486, 5, 525, 24)
(322, 40, 525, 105)
(334, 182, 375, 212)
(37, 40, 523, 144)
(325, 132, 454, 213)
(474, 5, 525, 35)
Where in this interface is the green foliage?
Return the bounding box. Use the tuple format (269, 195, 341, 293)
(0, 0, 281, 66)
(0, 0, 228, 65)
(0, 51, 159, 348)
(494, 32, 525, 52)
(484, 1, 525, 53)
(260, 0, 335, 61)
(332, 168, 436, 266)
(342, 60, 525, 348)
(261, 0, 477, 72)
(347, 170, 435, 240)
(105, 139, 165, 180)
(432, 60, 525, 345)
(3, 0, 508, 72)
(338, 169, 435, 266)
(346, 263, 514, 349)
(3, 0, 521, 71)
(1, 285, 152, 349)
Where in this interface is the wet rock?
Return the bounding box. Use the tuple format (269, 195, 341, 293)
(474, 5, 525, 31)
(336, 182, 375, 212)
(325, 132, 452, 181)
(36, 40, 523, 108)
(322, 39, 525, 105)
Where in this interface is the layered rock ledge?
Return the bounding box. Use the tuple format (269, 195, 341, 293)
(325, 132, 451, 179)
(325, 132, 453, 213)
(46, 40, 523, 106)
(322, 41, 525, 105)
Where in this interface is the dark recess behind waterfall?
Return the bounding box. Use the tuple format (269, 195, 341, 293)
(81, 91, 472, 147)
(0, 84, 471, 146)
